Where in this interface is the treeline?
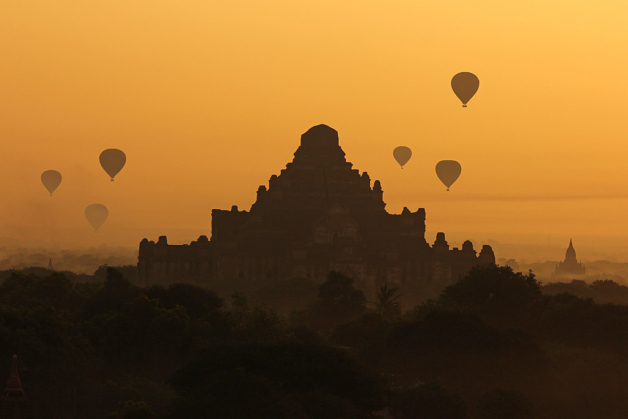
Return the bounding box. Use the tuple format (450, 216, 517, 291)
(542, 278, 628, 305)
(1, 266, 628, 418)
(0, 264, 138, 283)
(0, 246, 136, 274)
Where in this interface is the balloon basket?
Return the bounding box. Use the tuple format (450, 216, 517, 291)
(462, 105, 467, 108)
(110, 179, 114, 181)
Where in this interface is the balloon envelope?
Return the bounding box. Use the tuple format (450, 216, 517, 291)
(435, 160, 462, 191)
(451, 72, 479, 107)
(41, 170, 62, 196)
(393, 146, 412, 168)
(85, 204, 109, 231)
(99, 149, 126, 181)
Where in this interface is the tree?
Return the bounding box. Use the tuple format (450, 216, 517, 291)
(94, 265, 139, 283)
(330, 311, 392, 355)
(145, 283, 223, 318)
(476, 389, 533, 419)
(589, 279, 628, 305)
(388, 382, 468, 419)
(83, 268, 142, 319)
(0, 305, 97, 418)
(115, 401, 156, 419)
(539, 292, 628, 351)
(542, 280, 591, 299)
(318, 271, 367, 314)
(376, 283, 402, 317)
(88, 295, 192, 373)
(387, 309, 539, 357)
(293, 271, 367, 333)
(251, 278, 319, 316)
(438, 265, 542, 330)
(220, 293, 294, 345)
(0, 272, 81, 315)
(166, 343, 385, 419)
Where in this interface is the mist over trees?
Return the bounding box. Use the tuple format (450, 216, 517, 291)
(0, 244, 137, 275)
(0, 265, 627, 418)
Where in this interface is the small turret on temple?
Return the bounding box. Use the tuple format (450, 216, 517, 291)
(552, 239, 586, 280)
(0, 356, 32, 419)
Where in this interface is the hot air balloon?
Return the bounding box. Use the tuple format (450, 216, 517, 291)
(85, 204, 109, 232)
(393, 146, 412, 169)
(41, 170, 62, 196)
(436, 160, 462, 191)
(451, 72, 479, 107)
(99, 149, 126, 181)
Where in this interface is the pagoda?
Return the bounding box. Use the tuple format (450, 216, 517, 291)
(552, 239, 586, 280)
(0, 356, 32, 419)
(138, 125, 495, 299)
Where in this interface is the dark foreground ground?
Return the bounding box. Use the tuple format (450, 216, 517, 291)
(0, 264, 627, 419)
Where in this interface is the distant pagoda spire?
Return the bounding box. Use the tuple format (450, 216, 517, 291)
(0, 356, 32, 419)
(47, 258, 53, 271)
(565, 238, 576, 262)
(552, 239, 586, 279)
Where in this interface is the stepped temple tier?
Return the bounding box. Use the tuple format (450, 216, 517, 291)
(138, 125, 495, 300)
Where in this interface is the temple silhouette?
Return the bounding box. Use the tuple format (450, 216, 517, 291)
(552, 239, 586, 280)
(0, 356, 31, 419)
(138, 125, 495, 299)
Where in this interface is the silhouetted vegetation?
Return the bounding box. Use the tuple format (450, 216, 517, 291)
(292, 271, 367, 334)
(0, 244, 136, 275)
(166, 343, 384, 419)
(543, 278, 628, 305)
(476, 389, 533, 419)
(0, 265, 627, 418)
(388, 381, 468, 419)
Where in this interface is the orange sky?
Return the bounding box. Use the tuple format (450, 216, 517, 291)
(1, 1, 628, 259)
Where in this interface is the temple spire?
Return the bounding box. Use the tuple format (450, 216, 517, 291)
(0, 355, 31, 419)
(5, 356, 20, 391)
(566, 238, 577, 261)
(552, 238, 586, 280)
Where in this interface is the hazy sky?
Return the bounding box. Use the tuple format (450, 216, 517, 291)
(1, 1, 628, 256)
